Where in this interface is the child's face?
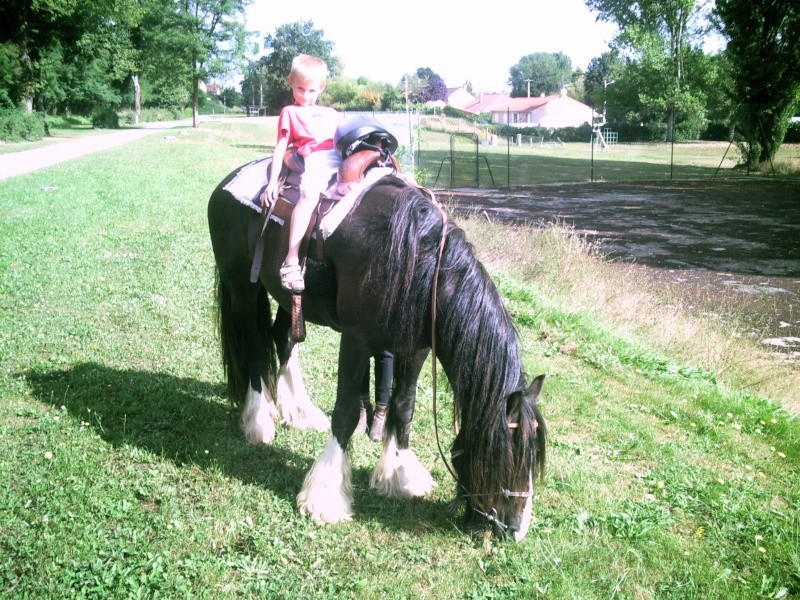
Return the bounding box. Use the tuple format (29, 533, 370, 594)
(291, 77, 325, 106)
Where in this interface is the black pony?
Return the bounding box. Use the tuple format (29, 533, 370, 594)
(207, 164, 546, 539)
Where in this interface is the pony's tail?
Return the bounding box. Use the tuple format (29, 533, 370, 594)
(214, 267, 277, 406)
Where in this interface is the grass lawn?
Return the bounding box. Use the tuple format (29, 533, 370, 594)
(413, 129, 800, 187)
(0, 120, 798, 598)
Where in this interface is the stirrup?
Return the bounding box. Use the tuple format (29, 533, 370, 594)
(280, 262, 305, 292)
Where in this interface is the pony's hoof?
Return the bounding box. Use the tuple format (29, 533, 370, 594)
(297, 436, 353, 523)
(371, 438, 436, 498)
(297, 493, 353, 525)
(241, 388, 278, 444)
(300, 404, 330, 431)
(283, 403, 329, 431)
(243, 419, 276, 445)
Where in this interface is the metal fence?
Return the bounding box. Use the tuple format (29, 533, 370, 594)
(341, 111, 799, 188)
(415, 128, 800, 189)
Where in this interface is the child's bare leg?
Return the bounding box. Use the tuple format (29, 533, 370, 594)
(281, 188, 319, 292)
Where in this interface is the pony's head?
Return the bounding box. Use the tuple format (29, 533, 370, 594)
(450, 374, 546, 541)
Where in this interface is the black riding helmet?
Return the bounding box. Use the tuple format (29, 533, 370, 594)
(334, 115, 399, 160)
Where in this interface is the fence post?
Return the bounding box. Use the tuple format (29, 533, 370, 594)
(506, 108, 511, 187)
(670, 105, 675, 180)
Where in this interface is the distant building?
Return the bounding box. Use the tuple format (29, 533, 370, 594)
(457, 88, 597, 128)
(199, 81, 222, 95)
(445, 86, 476, 109)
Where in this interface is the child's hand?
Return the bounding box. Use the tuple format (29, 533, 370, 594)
(264, 180, 279, 205)
(258, 187, 270, 208)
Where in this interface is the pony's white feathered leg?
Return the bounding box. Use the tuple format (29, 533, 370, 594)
(276, 345, 329, 431)
(370, 434, 436, 498)
(241, 382, 278, 445)
(297, 435, 353, 524)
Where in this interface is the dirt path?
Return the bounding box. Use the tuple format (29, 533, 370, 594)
(445, 179, 800, 353)
(0, 119, 194, 180)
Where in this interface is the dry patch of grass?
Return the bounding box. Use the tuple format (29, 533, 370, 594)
(459, 217, 800, 414)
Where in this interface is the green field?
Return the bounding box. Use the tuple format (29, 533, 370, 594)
(1, 120, 798, 598)
(413, 128, 800, 187)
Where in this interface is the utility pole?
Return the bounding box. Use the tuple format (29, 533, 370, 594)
(603, 78, 615, 123)
(524, 79, 534, 98)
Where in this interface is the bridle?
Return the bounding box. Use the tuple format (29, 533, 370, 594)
(425, 192, 533, 533)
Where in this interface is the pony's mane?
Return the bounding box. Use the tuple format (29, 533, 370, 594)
(372, 181, 533, 497)
(435, 223, 530, 497)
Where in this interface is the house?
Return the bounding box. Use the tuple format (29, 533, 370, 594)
(198, 81, 222, 95)
(445, 86, 476, 109)
(459, 88, 596, 128)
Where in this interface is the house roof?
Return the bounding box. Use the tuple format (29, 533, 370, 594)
(458, 93, 508, 114)
(459, 92, 565, 114)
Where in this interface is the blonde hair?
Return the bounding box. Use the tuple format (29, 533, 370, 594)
(287, 54, 329, 86)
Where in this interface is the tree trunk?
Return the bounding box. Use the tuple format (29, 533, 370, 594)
(192, 79, 199, 128)
(132, 74, 141, 125)
(192, 56, 199, 129)
(19, 25, 34, 113)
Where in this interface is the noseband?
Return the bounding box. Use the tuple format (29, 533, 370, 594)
(428, 200, 532, 532)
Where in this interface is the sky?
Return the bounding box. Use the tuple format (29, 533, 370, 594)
(243, 0, 618, 93)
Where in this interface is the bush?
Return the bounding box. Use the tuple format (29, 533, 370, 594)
(494, 123, 593, 143)
(607, 121, 668, 143)
(700, 122, 733, 141)
(0, 109, 46, 141)
(122, 108, 180, 124)
(91, 107, 119, 129)
(783, 121, 800, 143)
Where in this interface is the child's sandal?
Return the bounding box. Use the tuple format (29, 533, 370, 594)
(280, 262, 305, 292)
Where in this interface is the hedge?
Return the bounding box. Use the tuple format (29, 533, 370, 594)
(0, 109, 47, 142)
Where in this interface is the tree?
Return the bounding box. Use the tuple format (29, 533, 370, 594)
(714, 0, 800, 166)
(257, 21, 338, 114)
(406, 67, 446, 104)
(398, 68, 447, 106)
(0, 0, 142, 114)
(220, 86, 241, 108)
(169, 0, 251, 128)
(584, 51, 626, 120)
(323, 77, 393, 111)
(585, 0, 714, 139)
(0, 42, 21, 108)
(508, 52, 573, 98)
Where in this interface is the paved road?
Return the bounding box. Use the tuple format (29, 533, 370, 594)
(0, 119, 193, 180)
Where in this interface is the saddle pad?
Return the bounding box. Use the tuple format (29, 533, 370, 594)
(222, 156, 394, 239)
(222, 157, 270, 212)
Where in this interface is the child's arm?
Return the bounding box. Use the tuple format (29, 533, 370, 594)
(265, 136, 290, 203)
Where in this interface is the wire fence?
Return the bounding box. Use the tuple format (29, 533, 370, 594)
(353, 111, 800, 189)
(415, 128, 800, 189)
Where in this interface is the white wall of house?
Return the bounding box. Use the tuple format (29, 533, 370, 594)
(533, 96, 594, 128)
(490, 95, 596, 128)
(447, 88, 475, 108)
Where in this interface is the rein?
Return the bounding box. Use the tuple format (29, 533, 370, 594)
(428, 198, 460, 486)
(425, 194, 532, 533)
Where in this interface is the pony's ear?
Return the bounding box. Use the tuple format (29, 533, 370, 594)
(508, 375, 545, 426)
(526, 374, 545, 401)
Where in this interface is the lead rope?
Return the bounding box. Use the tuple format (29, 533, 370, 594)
(428, 197, 462, 485)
